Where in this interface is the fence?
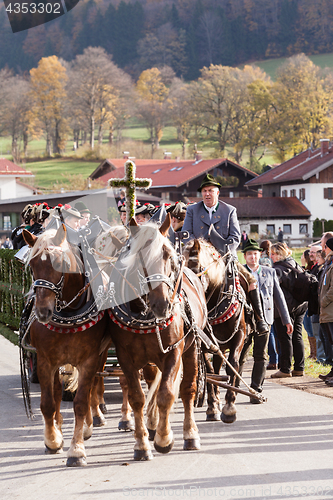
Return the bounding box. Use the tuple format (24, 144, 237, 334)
(0, 249, 32, 329)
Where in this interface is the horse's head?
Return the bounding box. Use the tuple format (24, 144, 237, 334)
(183, 238, 225, 292)
(117, 214, 178, 320)
(24, 224, 83, 324)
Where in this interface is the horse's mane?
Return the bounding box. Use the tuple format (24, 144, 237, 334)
(27, 229, 80, 273)
(94, 225, 129, 258)
(186, 238, 226, 288)
(122, 222, 177, 271)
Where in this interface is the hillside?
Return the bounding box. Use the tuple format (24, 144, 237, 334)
(2, 0, 333, 80)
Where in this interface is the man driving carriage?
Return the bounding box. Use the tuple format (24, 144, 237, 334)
(182, 173, 269, 335)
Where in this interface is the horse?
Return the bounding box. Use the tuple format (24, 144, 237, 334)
(22, 224, 112, 467)
(108, 215, 207, 460)
(183, 238, 247, 424)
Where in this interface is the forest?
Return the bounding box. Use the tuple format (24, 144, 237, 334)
(1, 0, 333, 80)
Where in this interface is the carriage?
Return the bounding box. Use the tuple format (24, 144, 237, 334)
(6, 208, 263, 466)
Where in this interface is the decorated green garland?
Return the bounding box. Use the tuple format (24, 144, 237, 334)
(109, 160, 152, 222)
(0, 249, 32, 329)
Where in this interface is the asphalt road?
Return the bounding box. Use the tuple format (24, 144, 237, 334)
(1, 334, 333, 500)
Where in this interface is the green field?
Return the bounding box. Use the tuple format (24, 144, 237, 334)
(27, 159, 100, 190)
(253, 52, 333, 80)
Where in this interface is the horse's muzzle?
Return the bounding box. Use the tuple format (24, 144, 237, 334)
(35, 306, 53, 325)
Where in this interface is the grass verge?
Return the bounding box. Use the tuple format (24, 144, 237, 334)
(0, 323, 19, 346)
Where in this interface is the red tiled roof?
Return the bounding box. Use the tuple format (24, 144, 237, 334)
(246, 145, 333, 187)
(97, 158, 257, 188)
(189, 197, 310, 218)
(0, 158, 33, 176)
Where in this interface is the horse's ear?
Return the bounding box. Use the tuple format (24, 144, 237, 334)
(23, 229, 37, 248)
(110, 232, 124, 250)
(159, 213, 171, 237)
(192, 239, 200, 252)
(53, 223, 67, 246)
(129, 217, 138, 227)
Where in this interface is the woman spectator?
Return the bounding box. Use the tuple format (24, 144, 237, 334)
(270, 242, 307, 378)
(259, 240, 273, 267)
(318, 237, 333, 382)
(301, 249, 316, 359)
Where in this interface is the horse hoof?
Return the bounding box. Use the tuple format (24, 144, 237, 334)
(221, 412, 236, 424)
(99, 403, 108, 414)
(206, 413, 220, 422)
(66, 456, 87, 467)
(134, 449, 154, 461)
(154, 439, 174, 454)
(118, 420, 135, 432)
(183, 438, 200, 451)
(45, 443, 64, 454)
(93, 416, 106, 427)
(148, 428, 156, 441)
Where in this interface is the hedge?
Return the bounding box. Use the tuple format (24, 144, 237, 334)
(0, 249, 32, 329)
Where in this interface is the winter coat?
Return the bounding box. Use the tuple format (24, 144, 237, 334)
(319, 251, 333, 323)
(273, 256, 307, 315)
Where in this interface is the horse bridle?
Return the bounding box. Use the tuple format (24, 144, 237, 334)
(33, 276, 65, 299)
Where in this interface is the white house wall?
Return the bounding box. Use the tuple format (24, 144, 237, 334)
(239, 218, 312, 244)
(16, 183, 35, 198)
(281, 182, 333, 221)
(0, 178, 17, 200)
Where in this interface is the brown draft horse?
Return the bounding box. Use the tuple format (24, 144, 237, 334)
(109, 216, 207, 460)
(23, 224, 111, 467)
(184, 238, 247, 424)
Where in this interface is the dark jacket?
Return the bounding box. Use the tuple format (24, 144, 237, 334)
(273, 256, 307, 315)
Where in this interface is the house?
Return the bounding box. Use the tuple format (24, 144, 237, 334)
(90, 156, 259, 202)
(218, 197, 311, 243)
(246, 139, 333, 233)
(0, 159, 37, 236)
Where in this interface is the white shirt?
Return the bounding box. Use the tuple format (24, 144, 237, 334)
(204, 202, 219, 221)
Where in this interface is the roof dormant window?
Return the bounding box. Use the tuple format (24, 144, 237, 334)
(152, 169, 161, 174)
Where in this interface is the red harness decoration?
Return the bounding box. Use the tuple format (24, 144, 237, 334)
(209, 276, 241, 325)
(44, 311, 105, 334)
(108, 310, 174, 334)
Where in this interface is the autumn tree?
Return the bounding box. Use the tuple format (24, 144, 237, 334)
(168, 78, 193, 159)
(68, 47, 133, 150)
(29, 56, 68, 156)
(270, 54, 333, 161)
(189, 64, 238, 154)
(1, 76, 31, 163)
(136, 68, 170, 157)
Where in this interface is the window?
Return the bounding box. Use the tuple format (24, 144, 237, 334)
(283, 224, 291, 234)
(3, 215, 11, 230)
(250, 224, 259, 234)
(266, 224, 275, 235)
(282, 190, 287, 197)
(299, 224, 308, 234)
(152, 169, 161, 174)
(299, 188, 305, 201)
(290, 189, 296, 197)
(324, 187, 333, 199)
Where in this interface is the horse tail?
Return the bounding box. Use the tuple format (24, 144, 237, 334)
(60, 364, 79, 393)
(145, 367, 162, 410)
(144, 359, 183, 411)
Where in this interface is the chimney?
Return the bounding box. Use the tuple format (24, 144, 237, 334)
(164, 151, 172, 160)
(122, 151, 129, 159)
(195, 151, 202, 162)
(320, 139, 329, 156)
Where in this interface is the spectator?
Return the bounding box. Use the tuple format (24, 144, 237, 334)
(271, 242, 307, 378)
(301, 249, 316, 360)
(118, 190, 126, 208)
(318, 234, 333, 381)
(237, 238, 292, 402)
(259, 240, 273, 267)
(278, 227, 283, 242)
(309, 246, 326, 365)
(2, 236, 13, 249)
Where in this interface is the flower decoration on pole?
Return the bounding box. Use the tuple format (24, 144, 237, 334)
(108, 160, 152, 223)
